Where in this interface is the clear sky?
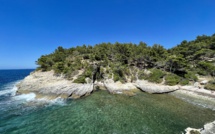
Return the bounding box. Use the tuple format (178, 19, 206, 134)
(0, 0, 215, 69)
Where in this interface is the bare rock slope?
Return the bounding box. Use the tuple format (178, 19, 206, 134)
(17, 71, 182, 99)
(16, 70, 94, 99)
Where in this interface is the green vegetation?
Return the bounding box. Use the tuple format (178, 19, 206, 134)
(73, 75, 86, 84)
(36, 34, 215, 85)
(205, 80, 215, 91)
(145, 69, 165, 83)
(185, 72, 198, 82)
(165, 74, 180, 86)
(190, 130, 200, 134)
(179, 79, 189, 85)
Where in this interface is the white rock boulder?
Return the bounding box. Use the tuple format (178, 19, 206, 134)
(135, 80, 179, 93)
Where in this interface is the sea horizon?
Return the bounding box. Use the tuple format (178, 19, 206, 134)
(0, 68, 35, 70)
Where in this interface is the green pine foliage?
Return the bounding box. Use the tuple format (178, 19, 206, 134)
(184, 72, 198, 82)
(145, 69, 166, 83)
(36, 34, 215, 86)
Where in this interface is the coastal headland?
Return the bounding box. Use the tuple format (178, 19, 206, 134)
(17, 34, 215, 133)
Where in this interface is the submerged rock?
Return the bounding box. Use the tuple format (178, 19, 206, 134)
(176, 86, 215, 134)
(16, 70, 94, 99)
(170, 85, 215, 110)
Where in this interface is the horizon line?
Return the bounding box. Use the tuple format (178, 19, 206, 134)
(0, 68, 35, 70)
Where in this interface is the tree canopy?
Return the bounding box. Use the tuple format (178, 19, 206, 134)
(36, 34, 215, 85)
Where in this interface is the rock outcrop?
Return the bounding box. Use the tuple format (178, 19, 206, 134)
(103, 79, 139, 96)
(201, 121, 215, 134)
(16, 70, 94, 99)
(102, 78, 180, 95)
(135, 80, 179, 93)
(185, 127, 201, 134)
(17, 71, 182, 99)
(185, 121, 215, 134)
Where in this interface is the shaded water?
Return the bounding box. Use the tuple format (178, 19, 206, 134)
(0, 70, 215, 134)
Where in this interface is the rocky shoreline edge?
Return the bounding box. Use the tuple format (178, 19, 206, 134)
(16, 70, 182, 98)
(16, 70, 215, 134)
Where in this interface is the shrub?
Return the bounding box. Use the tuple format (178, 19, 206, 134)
(84, 69, 93, 78)
(113, 73, 120, 82)
(185, 71, 198, 81)
(73, 75, 86, 83)
(205, 80, 215, 91)
(179, 79, 189, 85)
(146, 69, 166, 83)
(112, 65, 124, 82)
(190, 130, 200, 134)
(165, 74, 180, 86)
(113, 73, 126, 83)
(131, 75, 137, 82)
(197, 69, 208, 76)
(53, 62, 64, 74)
(138, 69, 147, 80)
(121, 66, 130, 76)
(83, 54, 90, 59)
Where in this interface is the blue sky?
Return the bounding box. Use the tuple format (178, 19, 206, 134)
(0, 0, 215, 69)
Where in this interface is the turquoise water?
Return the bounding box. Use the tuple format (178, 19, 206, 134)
(0, 70, 215, 134)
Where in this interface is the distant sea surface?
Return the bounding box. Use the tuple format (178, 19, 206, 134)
(0, 69, 215, 134)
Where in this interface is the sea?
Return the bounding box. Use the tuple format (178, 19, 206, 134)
(0, 69, 215, 134)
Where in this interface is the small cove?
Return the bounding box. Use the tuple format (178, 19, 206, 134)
(1, 90, 215, 134)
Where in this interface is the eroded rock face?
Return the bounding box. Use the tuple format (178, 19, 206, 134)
(16, 70, 94, 99)
(135, 80, 179, 93)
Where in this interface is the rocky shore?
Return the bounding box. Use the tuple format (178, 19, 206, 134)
(16, 70, 94, 99)
(185, 121, 215, 134)
(17, 70, 215, 101)
(16, 70, 215, 133)
(16, 70, 180, 98)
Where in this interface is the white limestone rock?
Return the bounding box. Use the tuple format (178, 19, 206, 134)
(16, 70, 94, 99)
(134, 80, 179, 93)
(103, 79, 137, 93)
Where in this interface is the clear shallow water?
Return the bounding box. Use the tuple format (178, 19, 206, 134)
(0, 70, 215, 134)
